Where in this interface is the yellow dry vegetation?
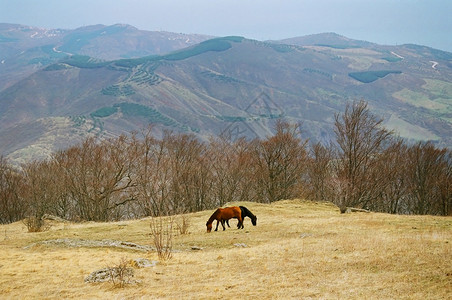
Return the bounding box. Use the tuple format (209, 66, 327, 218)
(0, 200, 451, 299)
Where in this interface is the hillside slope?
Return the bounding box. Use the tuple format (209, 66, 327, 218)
(0, 23, 212, 91)
(1, 31, 452, 163)
(0, 200, 450, 299)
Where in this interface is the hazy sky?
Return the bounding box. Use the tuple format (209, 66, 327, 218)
(1, 0, 451, 52)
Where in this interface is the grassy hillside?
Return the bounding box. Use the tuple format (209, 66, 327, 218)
(0, 200, 450, 299)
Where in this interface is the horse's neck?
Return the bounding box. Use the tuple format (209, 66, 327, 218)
(207, 215, 216, 224)
(242, 207, 254, 218)
(207, 210, 220, 224)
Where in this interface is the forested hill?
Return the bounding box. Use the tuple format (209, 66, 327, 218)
(1, 24, 451, 163)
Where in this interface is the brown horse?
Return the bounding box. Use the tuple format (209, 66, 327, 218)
(206, 206, 243, 233)
(224, 206, 257, 229)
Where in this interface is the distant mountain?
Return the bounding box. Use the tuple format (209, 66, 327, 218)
(0, 23, 212, 90)
(0, 25, 451, 164)
(274, 32, 376, 48)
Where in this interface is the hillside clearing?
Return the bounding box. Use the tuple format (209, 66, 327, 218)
(0, 200, 451, 299)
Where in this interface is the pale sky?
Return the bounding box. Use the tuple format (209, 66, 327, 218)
(1, 0, 451, 52)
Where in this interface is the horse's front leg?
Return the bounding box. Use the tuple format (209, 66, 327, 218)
(215, 220, 220, 231)
(221, 219, 226, 231)
(238, 216, 244, 229)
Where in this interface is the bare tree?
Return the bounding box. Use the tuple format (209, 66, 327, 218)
(440, 149, 452, 216)
(21, 160, 54, 220)
(305, 142, 334, 202)
(405, 142, 451, 215)
(375, 139, 409, 214)
(56, 136, 136, 221)
(440, 150, 452, 216)
(165, 132, 211, 213)
(333, 100, 393, 211)
(0, 156, 27, 223)
(253, 120, 308, 203)
(132, 126, 171, 217)
(207, 137, 254, 206)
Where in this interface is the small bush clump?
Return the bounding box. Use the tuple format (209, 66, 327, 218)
(23, 216, 51, 233)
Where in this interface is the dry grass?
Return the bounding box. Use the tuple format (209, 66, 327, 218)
(0, 199, 451, 299)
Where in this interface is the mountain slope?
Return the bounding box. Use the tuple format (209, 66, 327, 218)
(275, 32, 376, 48)
(1, 31, 451, 163)
(0, 23, 212, 91)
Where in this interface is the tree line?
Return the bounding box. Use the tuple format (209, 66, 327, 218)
(1, 100, 450, 224)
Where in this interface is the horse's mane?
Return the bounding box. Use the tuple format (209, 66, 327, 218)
(239, 206, 255, 219)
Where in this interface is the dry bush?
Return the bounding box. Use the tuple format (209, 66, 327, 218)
(22, 216, 51, 232)
(149, 215, 174, 260)
(107, 257, 135, 288)
(176, 214, 190, 235)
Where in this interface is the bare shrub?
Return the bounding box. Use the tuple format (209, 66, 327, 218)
(107, 257, 135, 288)
(23, 216, 51, 232)
(176, 214, 190, 235)
(149, 215, 174, 260)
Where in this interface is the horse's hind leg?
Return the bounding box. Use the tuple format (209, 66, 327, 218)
(221, 220, 228, 229)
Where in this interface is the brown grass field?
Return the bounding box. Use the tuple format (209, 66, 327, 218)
(0, 199, 451, 299)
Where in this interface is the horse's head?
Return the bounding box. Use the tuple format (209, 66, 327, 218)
(206, 222, 212, 233)
(251, 216, 257, 226)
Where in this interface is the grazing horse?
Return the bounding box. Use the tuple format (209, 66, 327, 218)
(224, 206, 257, 229)
(206, 206, 243, 233)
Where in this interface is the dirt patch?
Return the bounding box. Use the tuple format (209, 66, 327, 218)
(24, 238, 155, 252)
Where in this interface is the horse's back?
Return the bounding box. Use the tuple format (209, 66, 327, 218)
(220, 206, 241, 219)
(230, 206, 241, 217)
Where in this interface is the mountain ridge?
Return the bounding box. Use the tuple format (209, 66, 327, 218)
(1, 24, 451, 164)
